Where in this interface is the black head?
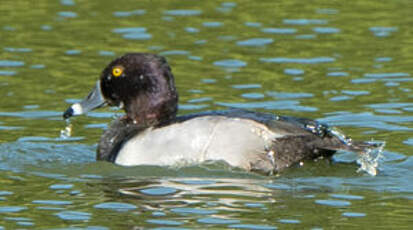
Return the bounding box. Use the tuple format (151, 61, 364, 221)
(63, 53, 178, 126)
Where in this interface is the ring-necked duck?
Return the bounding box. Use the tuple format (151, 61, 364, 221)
(63, 53, 379, 175)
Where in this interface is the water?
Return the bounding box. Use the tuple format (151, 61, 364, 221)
(0, 0, 412, 229)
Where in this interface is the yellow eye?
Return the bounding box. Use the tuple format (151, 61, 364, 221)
(112, 66, 124, 77)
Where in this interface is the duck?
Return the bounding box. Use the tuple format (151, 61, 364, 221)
(63, 53, 378, 175)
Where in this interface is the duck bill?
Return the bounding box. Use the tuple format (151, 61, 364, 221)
(63, 81, 106, 119)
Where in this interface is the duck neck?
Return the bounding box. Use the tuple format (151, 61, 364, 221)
(124, 95, 178, 127)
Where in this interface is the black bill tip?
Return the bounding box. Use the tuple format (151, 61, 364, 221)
(63, 107, 74, 119)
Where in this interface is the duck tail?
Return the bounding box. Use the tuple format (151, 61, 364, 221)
(268, 125, 385, 174)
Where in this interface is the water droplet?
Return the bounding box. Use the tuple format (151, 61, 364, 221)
(60, 120, 72, 139)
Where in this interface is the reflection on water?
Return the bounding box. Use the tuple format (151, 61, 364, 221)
(0, 0, 412, 229)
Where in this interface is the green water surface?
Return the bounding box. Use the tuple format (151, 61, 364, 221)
(0, 0, 412, 229)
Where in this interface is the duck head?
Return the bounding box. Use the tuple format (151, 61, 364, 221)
(63, 53, 178, 126)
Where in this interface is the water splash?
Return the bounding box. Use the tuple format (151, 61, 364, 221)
(356, 141, 385, 176)
(328, 127, 385, 176)
(60, 119, 72, 139)
(329, 127, 353, 146)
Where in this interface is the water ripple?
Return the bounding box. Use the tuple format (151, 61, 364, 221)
(171, 207, 217, 215)
(99, 50, 115, 56)
(65, 50, 81, 55)
(123, 33, 152, 40)
(315, 199, 351, 207)
(179, 104, 209, 110)
(0, 70, 16, 76)
(55, 211, 91, 221)
(94, 202, 137, 211)
(147, 219, 183, 226)
(4, 47, 32, 53)
(202, 22, 223, 27)
(0, 191, 13, 196)
(159, 50, 190, 56)
(403, 138, 413, 146)
(284, 68, 304, 75)
(267, 91, 313, 99)
(369, 27, 398, 37)
(32, 200, 73, 205)
(313, 27, 340, 34)
(242, 93, 265, 99)
(232, 84, 261, 89)
(112, 27, 151, 40)
(213, 59, 247, 68)
(228, 224, 277, 230)
(237, 38, 274, 46)
(330, 95, 352, 101)
(16, 221, 34, 226)
(245, 22, 262, 27)
(198, 217, 240, 224)
(164, 10, 202, 16)
(49, 184, 73, 190)
(342, 90, 369, 96)
(60, 0, 75, 6)
(0, 206, 27, 213)
(261, 28, 297, 34)
(342, 212, 366, 217)
(327, 72, 348, 77)
(113, 10, 146, 17)
(185, 27, 199, 33)
(216, 100, 318, 112)
(139, 187, 178, 196)
(41, 25, 53, 31)
(0, 60, 25, 67)
(283, 19, 328, 25)
(260, 57, 335, 64)
(112, 27, 147, 34)
(364, 72, 410, 78)
(319, 112, 413, 131)
(31, 64, 45, 69)
(57, 11, 77, 18)
(279, 219, 301, 224)
(316, 8, 339, 14)
(375, 57, 392, 62)
(295, 34, 317, 39)
(329, 194, 364, 200)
